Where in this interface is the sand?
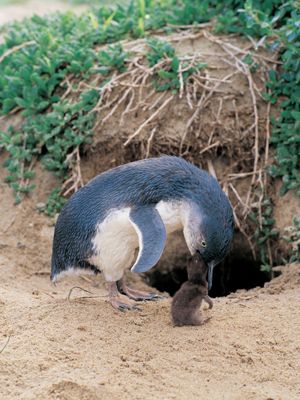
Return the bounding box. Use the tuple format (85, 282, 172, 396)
(1, 155, 300, 400)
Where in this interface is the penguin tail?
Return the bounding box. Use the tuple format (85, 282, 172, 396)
(50, 256, 101, 282)
(50, 254, 63, 282)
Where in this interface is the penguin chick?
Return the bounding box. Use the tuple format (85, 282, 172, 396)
(171, 282, 212, 326)
(171, 256, 213, 327)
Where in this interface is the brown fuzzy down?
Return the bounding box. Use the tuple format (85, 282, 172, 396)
(171, 256, 213, 326)
(186, 256, 208, 285)
(171, 282, 212, 326)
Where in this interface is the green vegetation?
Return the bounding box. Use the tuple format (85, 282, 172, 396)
(282, 217, 300, 264)
(146, 38, 206, 92)
(0, 0, 299, 266)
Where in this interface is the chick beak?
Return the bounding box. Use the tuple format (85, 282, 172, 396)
(207, 261, 216, 291)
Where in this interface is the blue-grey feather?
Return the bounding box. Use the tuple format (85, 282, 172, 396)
(129, 206, 167, 273)
(51, 156, 234, 280)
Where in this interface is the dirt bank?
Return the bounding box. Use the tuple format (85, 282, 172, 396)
(1, 156, 300, 400)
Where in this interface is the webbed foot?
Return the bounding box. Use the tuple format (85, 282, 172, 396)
(117, 277, 164, 301)
(107, 281, 140, 312)
(109, 295, 141, 312)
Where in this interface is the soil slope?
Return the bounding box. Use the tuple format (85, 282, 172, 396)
(1, 159, 300, 400)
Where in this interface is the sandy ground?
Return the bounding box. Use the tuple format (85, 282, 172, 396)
(1, 156, 300, 400)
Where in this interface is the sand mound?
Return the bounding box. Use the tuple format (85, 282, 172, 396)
(1, 160, 300, 399)
(263, 263, 300, 294)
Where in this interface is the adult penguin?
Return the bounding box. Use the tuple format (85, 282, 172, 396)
(51, 156, 234, 310)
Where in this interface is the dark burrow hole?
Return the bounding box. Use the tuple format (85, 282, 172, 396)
(145, 251, 272, 298)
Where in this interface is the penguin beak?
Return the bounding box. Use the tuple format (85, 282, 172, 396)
(207, 261, 217, 291)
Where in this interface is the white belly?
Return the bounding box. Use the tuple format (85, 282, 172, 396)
(89, 201, 183, 281)
(89, 208, 137, 281)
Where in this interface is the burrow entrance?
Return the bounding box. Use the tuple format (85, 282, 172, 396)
(144, 238, 272, 298)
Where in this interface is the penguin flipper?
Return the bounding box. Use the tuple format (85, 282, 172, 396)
(129, 206, 167, 273)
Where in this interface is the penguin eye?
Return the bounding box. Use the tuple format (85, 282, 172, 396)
(201, 240, 206, 248)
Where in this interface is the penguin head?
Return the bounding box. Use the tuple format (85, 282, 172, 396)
(195, 216, 233, 290)
(183, 202, 234, 290)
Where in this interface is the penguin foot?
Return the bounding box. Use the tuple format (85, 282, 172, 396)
(123, 287, 162, 301)
(109, 295, 141, 312)
(117, 278, 163, 301)
(107, 281, 141, 312)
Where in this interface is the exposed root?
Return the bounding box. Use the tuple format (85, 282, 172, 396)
(67, 286, 103, 301)
(124, 95, 174, 146)
(145, 126, 158, 158)
(60, 146, 84, 197)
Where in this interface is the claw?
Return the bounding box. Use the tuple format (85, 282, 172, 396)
(117, 277, 164, 301)
(110, 295, 141, 312)
(145, 293, 165, 301)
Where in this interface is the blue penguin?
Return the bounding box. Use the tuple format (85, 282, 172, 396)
(51, 156, 234, 311)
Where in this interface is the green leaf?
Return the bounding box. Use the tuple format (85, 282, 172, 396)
(2, 98, 16, 113)
(171, 57, 179, 72)
(15, 97, 28, 109)
(157, 69, 175, 79)
(291, 111, 300, 120)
